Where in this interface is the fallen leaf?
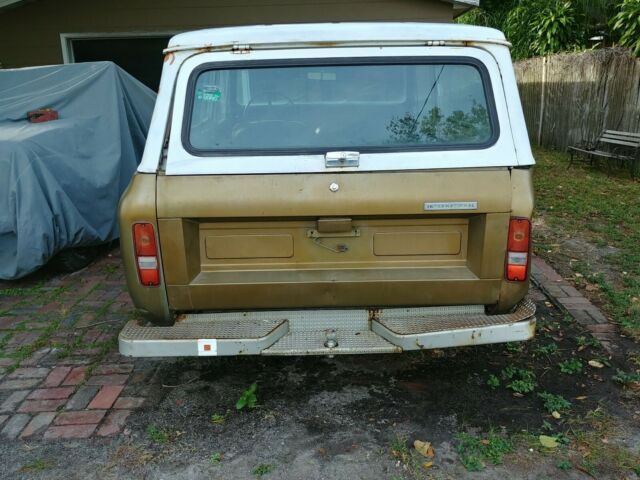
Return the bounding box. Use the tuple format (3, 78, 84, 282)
(422, 461, 433, 469)
(480, 439, 490, 445)
(575, 396, 588, 401)
(539, 435, 559, 449)
(588, 360, 604, 369)
(585, 284, 599, 292)
(414, 440, 435, 458)
(552, 411, 561, 419)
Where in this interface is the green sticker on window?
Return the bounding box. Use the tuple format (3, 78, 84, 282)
(196, 86, 221, 102)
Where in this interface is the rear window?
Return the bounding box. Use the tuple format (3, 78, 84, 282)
(184, 58, 498, 155)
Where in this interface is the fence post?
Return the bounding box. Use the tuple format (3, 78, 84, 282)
(537, 55, 547, 146)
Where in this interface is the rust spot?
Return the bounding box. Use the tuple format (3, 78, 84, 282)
(368, 308, 381, 321)
(163, 52, 175, 64)
(310, 41, 340, 47)
(175, 313, 187, 323)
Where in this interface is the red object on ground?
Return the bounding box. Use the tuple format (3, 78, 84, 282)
(27, 108, 59, 123)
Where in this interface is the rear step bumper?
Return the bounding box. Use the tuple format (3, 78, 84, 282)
(119, 299, 535, 357)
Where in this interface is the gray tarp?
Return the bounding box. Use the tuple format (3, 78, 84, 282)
(0, 62, 156, 280)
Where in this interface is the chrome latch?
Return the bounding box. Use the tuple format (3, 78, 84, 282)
(325, 151, 359, 168)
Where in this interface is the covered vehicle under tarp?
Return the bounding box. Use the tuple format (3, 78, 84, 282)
(0, 62, 156, 280)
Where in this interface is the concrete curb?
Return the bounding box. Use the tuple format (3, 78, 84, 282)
(531, 256, 618, 355)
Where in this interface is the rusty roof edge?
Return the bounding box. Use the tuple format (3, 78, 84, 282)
(164, 38, 511, 55)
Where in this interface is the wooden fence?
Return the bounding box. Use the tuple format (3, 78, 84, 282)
(514, 48, 640, 150)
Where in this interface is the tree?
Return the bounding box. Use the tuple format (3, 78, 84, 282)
(611, 0, 640, 55)
(457, 0, 633, 59)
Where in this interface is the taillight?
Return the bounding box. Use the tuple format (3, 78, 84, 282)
(133, 223, 160, 286)
(505, 217, 531, 282)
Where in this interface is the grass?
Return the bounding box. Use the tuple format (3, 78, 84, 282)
(533, 148, 640, 340)
(209, 452, 223, 465)
(389, 434, 410, 464)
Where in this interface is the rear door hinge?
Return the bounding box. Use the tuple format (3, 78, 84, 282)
(232, 43, 251, 54)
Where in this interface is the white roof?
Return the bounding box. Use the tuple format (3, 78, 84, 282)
(166, 23, 508, 53)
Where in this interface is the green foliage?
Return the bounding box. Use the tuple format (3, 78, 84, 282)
(252, 463, 274, 476)
(534, 342, 559, 355)
(209, 452, 223, 465)
(576, 336, 600, 349)
(456, 431, 514, 471)
(557, 459, 573, 470)
(458, 0, 638, 58)
(559, 358, 584, 374)
(210, 412, 226, 424)
(505, 341, 523, 353)
(236, 382, 258, 410)
(487, 374, 501, 389)
(612, 369, 640, 385)
(501, 367, 537, 393)
(18, 459, 52, 473)
(611, 0, 640, 55)
(146, 424, 170, 444)
(504, 0, 583, 59)
(538, 392, 572, 413)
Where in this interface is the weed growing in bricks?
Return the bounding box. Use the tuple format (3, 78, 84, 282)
(559, 358, 583, 374)
(612, 369, 640, 386)
(538, 392, 572, 413)
(455, 431, 513, 472)
(236, 382, 258, 410)
(576, 336, 599, 349)
(252, 463, 274, 477)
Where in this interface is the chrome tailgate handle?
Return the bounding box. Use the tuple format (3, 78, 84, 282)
(325, 151, 359, 167)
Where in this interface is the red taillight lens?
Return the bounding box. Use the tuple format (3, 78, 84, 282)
(506, 217, 531, 282)
(132, 223, 160, 287)
(508, 218, 531, 252)
(133, 223, 157, 256)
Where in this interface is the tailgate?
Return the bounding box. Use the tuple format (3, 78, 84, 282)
(156, 169, 511, 311)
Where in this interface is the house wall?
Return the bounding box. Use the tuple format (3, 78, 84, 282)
(0, 0, 452, 68)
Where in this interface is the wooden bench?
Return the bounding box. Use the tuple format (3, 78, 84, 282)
(568, 130, 640, 177)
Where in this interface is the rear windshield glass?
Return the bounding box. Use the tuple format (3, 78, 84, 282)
(185, 59, 497, 154)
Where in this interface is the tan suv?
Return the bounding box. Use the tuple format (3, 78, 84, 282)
(118, 23, 536, 357)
